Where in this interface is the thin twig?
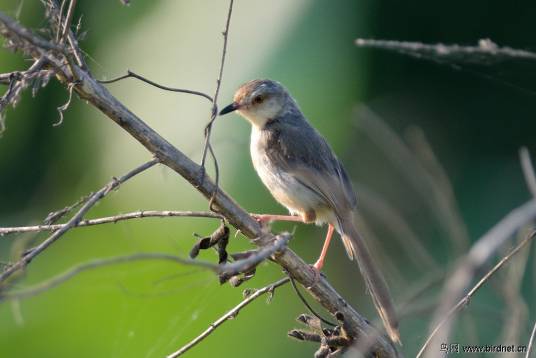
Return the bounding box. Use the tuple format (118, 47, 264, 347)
(47, 0, 85, 68)
(1, 234, 290, 300)
(0, 253, 218, 301)
(0, 159, 159, 284)
(355, 38, 536, 63)
(520, 147, 536, 199)
(98, 70, 213, 102)
(0, 12, 64, 53)
(199, 0, 234, 201)
(55, 0, 67, 42)
(0, 210, 223, 236)
(59, 0, 76, 44)
(219, 233, 291, 278)
(167, 277, 290, 358)
(54, 81, 75, 126)
(526, 321, 536, 358)
(288, 274, 336, 327)
(417, 230, 536, 358)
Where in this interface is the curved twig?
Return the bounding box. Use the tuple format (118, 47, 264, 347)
(98, 70, 213, 102)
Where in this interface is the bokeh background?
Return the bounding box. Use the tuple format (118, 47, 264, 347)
(1, 0, 536, 357)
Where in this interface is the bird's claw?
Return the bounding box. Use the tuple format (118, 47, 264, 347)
(251, 214, 271, 225)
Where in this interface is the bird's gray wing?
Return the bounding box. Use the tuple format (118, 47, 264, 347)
(264, 121, 357, 217)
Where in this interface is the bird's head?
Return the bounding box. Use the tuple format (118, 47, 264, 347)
(219, 79, 290, 128)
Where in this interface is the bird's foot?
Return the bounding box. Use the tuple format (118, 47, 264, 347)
(313, 258, 324, 271)
(250, 214, 273, 226)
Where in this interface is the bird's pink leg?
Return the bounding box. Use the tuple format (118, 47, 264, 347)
(313, 224, 335, 271)
(251, 214, 304, 225)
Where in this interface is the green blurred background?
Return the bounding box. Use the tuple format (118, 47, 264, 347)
(1, 0, 536, 357)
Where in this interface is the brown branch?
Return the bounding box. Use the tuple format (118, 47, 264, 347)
(0, 159, 158, 285)
(418, 229, 536, 358)
(0, 210, 223, 236)
(0, 10, 398, 356)
(98, 70, 213, 102)
(167, 277, 290, 358)
(0, 12, 64, 53)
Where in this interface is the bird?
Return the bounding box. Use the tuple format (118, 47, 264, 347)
(219, 79, 400, 344)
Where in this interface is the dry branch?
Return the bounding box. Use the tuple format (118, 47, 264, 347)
(355, 38, 536, 63)
(0, 159, 158, 284)
(0, 10, 398, 357)
(420, 225, 536, 358)
(0, 210, 223, 236)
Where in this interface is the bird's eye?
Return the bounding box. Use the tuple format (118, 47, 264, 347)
(253, 95, 264, 104)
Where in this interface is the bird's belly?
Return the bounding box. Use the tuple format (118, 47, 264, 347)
(251, 149, 332, 224)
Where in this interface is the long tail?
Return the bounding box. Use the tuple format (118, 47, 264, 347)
(340, 216, 401, 344)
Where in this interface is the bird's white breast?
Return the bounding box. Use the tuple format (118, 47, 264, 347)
(250, 128, 330, 223)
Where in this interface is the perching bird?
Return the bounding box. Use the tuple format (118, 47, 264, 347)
(219, 79, 400, 344)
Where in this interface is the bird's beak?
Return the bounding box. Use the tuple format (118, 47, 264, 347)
(219, 102, 239, 116)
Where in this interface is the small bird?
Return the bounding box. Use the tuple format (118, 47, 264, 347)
(219, 79, 400, 344)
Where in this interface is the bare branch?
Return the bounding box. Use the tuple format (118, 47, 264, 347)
(0, 159, 159, 284)
(0, 12, 64, 53)
(219, 233, 291, 279)
(419, 229, 536, 358)
(99, 70, 213, 102)
(520, 147, 536, 199)
(59, 0, 77, 44)
(167, 277, 290, 358)
(355, 38, 536, 63)
(55, 0, 68, 42)
(0, 252, 218, 301)
(1, 210, 223, 236)
(199, 0, 234, 191)
(54, 81, 75, 126)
